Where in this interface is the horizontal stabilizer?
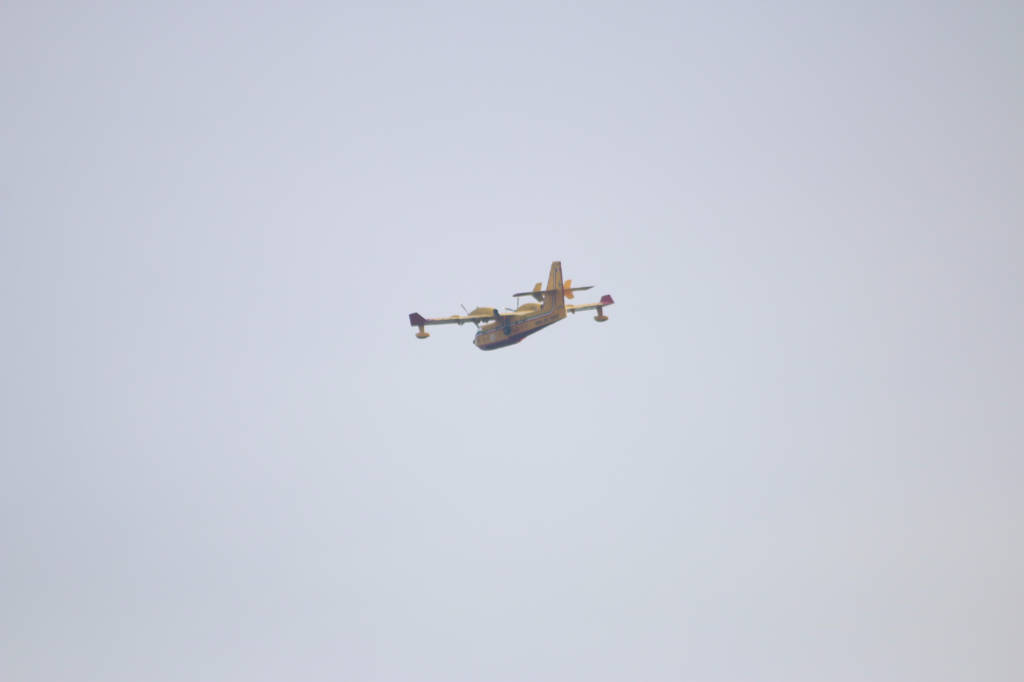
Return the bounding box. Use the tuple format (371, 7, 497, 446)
(563, 279, 593, 300)
(513, 288, 556, 298)
(512, 283, 594, 299)
(512, 282, 545, 301)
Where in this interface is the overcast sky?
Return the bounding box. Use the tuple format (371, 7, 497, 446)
(3, 2, 1022, 681)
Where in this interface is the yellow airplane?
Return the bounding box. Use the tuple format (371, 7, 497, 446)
(409, 261, 614, 350)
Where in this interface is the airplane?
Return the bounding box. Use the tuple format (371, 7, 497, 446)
(408, 261, 614, 351)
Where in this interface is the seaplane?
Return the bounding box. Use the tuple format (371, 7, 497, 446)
(408, 261, 614, 351)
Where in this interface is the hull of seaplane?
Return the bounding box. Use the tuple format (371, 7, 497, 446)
(473, 308, 566, 350)
(474, 323, 551, 350)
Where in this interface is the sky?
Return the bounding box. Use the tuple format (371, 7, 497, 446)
(2, 2, 1022, 680)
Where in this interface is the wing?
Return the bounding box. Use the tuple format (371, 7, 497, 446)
(409, 309, 506, 327)
(566, 294, 614, 314)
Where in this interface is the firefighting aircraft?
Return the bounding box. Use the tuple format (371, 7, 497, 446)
(408, 261, 614, 350)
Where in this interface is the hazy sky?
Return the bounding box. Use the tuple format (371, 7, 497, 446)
(3, 2, 1022, 681)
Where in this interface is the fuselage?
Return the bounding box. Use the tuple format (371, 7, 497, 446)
(474, 307, 567, 350)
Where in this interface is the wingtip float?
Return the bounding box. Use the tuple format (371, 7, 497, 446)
(408, 261, 615, 351)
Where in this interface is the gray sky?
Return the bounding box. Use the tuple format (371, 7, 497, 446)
(3, 2, 1022, 680)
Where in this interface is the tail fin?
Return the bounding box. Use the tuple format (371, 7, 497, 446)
(546, 261, 562, 292)
(544, 261, 565, 313)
